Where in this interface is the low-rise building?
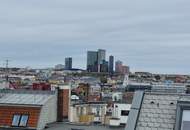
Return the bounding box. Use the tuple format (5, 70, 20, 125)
(69, 102, 107, 124)
(110, 103, 131, 126)
(0, 90, 57, 130)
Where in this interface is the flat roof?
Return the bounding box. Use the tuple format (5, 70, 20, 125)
(46, 123, 124, 130)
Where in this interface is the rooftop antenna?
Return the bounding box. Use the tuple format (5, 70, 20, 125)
(5, 59, 10, 82)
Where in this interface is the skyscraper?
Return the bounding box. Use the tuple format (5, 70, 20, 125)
(65, 57, 72, 70)
(109, 55, 114, 74)
(100, 60, 109, 72)
(98, 49, 106, 72)
(87, 51, 98, 72)
(115, 60, 123, 73)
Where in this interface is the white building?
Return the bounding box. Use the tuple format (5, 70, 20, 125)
(112, 92, 123, 102)
(110, 103, 131, 126)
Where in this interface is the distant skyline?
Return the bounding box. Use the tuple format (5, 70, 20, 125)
(0, 0, 190, 74)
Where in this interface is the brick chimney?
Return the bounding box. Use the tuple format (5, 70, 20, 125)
(57, 84, 70, 122)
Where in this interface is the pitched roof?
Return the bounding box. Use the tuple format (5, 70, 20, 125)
(0, 89, 55, 106)
(126, 91, 190, 130)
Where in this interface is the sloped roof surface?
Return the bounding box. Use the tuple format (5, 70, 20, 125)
(136, 93, 190, 130)
(0, 90, 55, 106)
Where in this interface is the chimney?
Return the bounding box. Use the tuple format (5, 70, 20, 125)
(57, 84, 70, 122)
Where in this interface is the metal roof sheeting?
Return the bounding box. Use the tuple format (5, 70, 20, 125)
(0, 90, 55, 106)
(127, 92, 190, 130)
(126, 91, 144, 130)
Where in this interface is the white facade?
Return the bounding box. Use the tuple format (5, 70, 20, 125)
(0, 81, 9, 89)
(112, 92, 123, 102)
(111, 103, 131, 126)
(69, 106, 79, 123)
(37, 94, 57, 130)
(109, 118, 120, 126)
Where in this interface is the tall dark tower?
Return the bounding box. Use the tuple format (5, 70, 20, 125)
(97, 49, 106, 72)
(87, 51, 98, 72)
(109, 55, 114, 74)
(65, 57, 72, 70)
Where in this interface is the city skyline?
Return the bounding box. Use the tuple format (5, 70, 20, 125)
(0, 0, 190, 74)
(0, 1, 190, 130)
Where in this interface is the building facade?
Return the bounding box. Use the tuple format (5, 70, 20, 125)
(97, 49, 106, 72)
(65, 57, 72, 70)
(109, 55, 114, 74)
(0, 90, 57, 130)
(69, 102, 107, 124)
(100, 60, 109, 73)
(110, 103, 131, 126)
(122, 65, 130, 74)
(87, 51, 98, 72)
(115, 60, 123, 73)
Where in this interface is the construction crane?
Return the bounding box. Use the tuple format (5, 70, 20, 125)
(3, 59, 17, 89)
(5, 59, 9, 82)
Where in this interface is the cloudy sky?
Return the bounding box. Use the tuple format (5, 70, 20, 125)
(0, 0, 190, 74)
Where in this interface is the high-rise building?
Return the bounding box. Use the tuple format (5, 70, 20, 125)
(98, 49, 106, 65)
(109, 55, 114, 74)
(65, 57, 72, 70)
(122, 65, 130, 74)
(97, 49, 106, 72)
(115, 60, 123, 73)
(87, 51, 98, 72)
(100, 60, 109, 72)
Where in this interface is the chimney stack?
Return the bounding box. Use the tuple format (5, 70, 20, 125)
(57, 84, 70, 122)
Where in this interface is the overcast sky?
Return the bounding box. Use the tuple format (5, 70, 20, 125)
(0, 0, 190, 74)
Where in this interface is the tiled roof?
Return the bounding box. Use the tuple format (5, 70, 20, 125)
(135, 92, 190, 130)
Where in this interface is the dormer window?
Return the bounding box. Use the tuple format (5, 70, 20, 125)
(181, 110, 190, 130)
(12, 114, 29, 127)
(175, 101, 190, 130)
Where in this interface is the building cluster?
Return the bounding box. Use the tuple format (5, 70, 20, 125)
(87, 49, 108, 73)
(87, 49, 129, 75)
(54, 49, 129, 75)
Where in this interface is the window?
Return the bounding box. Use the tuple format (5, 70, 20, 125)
(121, 110, 129, 116)
(12, 115, 21, 126)
(96, 106, 100, 116)
(19, 115, 29, 127)
(12, 114, 29, 127)
(181, 110, 190, 130)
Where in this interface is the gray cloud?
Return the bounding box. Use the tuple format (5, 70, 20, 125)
(0, 0, 190, 74)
